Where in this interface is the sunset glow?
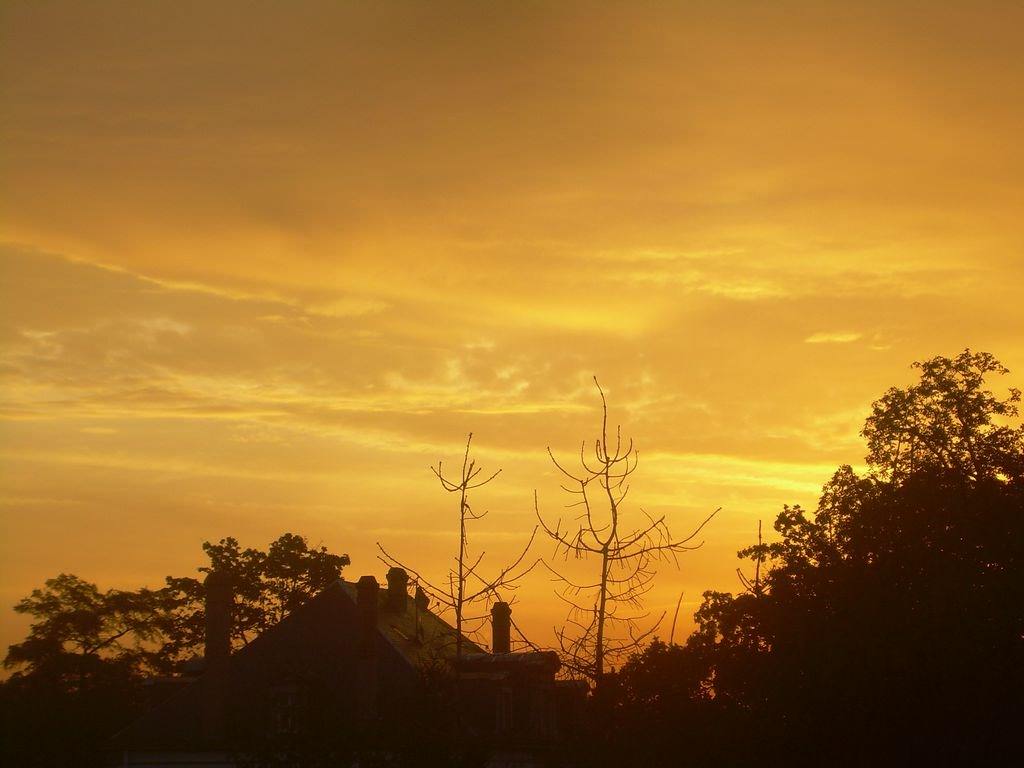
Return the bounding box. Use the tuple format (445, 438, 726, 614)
(2, 1, 1023, 659)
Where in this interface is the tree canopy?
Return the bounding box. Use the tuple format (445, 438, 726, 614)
(4, 350, 1022, 767)
(603, 350, 1023, 766)
(157, 533, 350, 669)
(1, 533, 349, 768)
(863, 349, 1023, 482)
(5, 574, 164, 688)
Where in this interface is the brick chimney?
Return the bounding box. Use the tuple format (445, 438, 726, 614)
(355, 575, 380, 721)
(356, 575, 379, 657)
(491, 601, 511, 654)
(204, 570, 232, 664)
(386, 567, 409, 612)
(201, 569, 232, 744)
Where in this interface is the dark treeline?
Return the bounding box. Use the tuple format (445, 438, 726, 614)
(1, 535, 350, 767)
(1, 350, 1022, 767)
(586, 350, 1024, 766)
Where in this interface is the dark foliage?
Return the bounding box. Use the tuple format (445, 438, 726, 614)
(599, 350, 1024, 766)
(4, 350, 1021, 767)
(0, 533, 348, 767)
(157, 533, 350, 669)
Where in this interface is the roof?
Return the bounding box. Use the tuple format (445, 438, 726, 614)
(113, 577, 485, 751)
(336, 580, 486, 665)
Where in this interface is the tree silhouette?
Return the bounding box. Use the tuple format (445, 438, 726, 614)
(157, 533, 350, 668)
(4, 574, 165, 686)
(612, 350, 1024, 765)
(1, 533, 350, 768)
(536, 378, 717, 687)
(863, 348, 1023, 482)
(378, 433, 539, 660)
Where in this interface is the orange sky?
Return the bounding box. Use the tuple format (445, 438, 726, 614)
(2, 1, 1023, 659)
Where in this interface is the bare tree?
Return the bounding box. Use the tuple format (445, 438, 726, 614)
(379, 433, 539, 662)
(536, 378, 718, 687)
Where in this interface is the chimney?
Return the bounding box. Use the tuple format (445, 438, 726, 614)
(386, 567, 409, 612)
(201, 570, 231, 744)
(204, 570, 232, 664)
(491, 602, 511, 654)
(415, 585, 429, 610)
(355, 575, 380, 722)
(356, 575, 379, 657)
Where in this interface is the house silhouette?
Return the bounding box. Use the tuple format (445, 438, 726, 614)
(113, 567, 583, 767)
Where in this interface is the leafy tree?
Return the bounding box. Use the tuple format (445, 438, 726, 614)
(594, 639, 755, 768)
(1, 533, 349, 767)
(156, 533, 350, 668)
(1, 575, 165, 767)
(4, 574, 165, 685)
(863, 348, 1023, 482)
(610, 351, 1024, 764)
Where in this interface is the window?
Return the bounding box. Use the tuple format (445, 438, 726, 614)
(272, 682, 303, 735)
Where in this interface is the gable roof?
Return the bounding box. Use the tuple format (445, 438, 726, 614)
(337, 579, 486, 665)
(113, 577, 484, 751)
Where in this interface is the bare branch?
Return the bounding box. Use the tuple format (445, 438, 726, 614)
(534, 378, 719, 687)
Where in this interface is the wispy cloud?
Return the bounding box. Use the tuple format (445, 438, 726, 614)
(3, 0, 1024, 655)
(804, 331, 863, 344)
